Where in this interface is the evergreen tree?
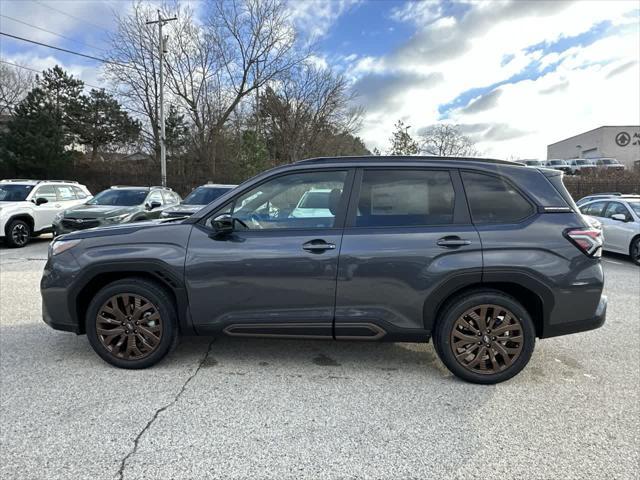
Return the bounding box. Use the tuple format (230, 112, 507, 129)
(72, 89, 141, 160)
(1, 66, 83, 176)
(388, 120, 419, 156)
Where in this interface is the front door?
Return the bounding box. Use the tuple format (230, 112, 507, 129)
(185, 169, 352, 338)
(601, 201, 635, 252)
(31, 185, 60, 231)
(335, 168, 482, 340)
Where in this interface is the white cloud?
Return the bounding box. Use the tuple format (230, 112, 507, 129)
(287, 0, 360, 41)
(346, 0, 639, 157)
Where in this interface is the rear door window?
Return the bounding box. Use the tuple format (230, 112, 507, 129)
(580, 201, 607, 217)
(56, 185, 77, 200)
(355, 170, 455, 227)
(461, 172, 534, 224)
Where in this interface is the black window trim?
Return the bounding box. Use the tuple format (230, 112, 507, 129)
(344, 167, 467, 230)
(459, 169, 537, 226)
(198, 167, 356, 233)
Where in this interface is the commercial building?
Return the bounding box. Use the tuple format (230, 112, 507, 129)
(547, 125, 640, 169)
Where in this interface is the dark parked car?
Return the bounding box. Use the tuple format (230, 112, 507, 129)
(41, 156, 606, 384)
(160, 183, 237, 219)
(53, 186, 180, 235)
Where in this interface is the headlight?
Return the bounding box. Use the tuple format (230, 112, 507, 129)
(104, 213, 130, 223)
(49, 239, 81, 257)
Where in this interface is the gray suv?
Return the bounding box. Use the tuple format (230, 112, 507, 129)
(41, 157, 607, 384)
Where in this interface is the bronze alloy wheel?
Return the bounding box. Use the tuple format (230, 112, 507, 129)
(450, 304, 524, 375)
(96, 294, 163, 360)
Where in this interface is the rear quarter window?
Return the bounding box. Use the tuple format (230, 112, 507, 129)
(461, 171, 534, 224)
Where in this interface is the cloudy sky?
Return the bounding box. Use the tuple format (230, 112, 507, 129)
(1, 0, 639, 158)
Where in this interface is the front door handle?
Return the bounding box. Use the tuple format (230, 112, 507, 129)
(302, 240, 336, 252)
(437, 236, 471, 248)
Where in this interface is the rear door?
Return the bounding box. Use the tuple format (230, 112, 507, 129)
(55, 185, 80, 210)
(334, 168, 482, 340)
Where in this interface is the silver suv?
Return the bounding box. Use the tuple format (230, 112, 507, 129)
(0, 179, 92, 248)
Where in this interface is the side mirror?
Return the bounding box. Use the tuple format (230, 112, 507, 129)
(35, 197, 48, 206)
(147, 201, 162, 210)
(212, 214, 234, 235)
(611, 213, 628, 222)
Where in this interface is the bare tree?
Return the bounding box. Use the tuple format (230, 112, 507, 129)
(0, 62, 34, 115)
(105, 2, 164, 162)
(418, 123, 479, 157)
(199, 0, 304, 175)
(260, 63, 363, 164)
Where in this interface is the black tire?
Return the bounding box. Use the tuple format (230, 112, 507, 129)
(630, 236, 640, 266)
(86, 278, 179, 369)
(433, 289, 536, 384)
(5, 219, 31, 248)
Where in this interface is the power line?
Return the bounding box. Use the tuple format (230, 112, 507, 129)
(33, 0, 112, 34)
(0, 59, 148, 117)
(0, 14, 107, 53)
(0, 58, 111, 91)
(0, 31, 132, 69)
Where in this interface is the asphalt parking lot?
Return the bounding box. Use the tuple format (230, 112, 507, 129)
(1, 237, 638, 480)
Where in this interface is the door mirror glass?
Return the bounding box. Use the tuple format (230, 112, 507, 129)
(611, 213, 627, 222)
(212, 214, 234, 234)
(35, 197, 48, 206)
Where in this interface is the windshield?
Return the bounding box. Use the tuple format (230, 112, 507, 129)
(602, 159, 618, 164)
(183, 187, 231, 205)
(87, 189, 148, 206)
(298, 191, 330, 209)
(577, 160, 593, 165)
(629, 201, 640, 216)
(0, 184, 34, 202)
(550, 161, 565, 165)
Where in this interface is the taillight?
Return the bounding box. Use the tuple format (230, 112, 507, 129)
(564, 227, 603, 257)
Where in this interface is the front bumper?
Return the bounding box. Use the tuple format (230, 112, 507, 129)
(543, 295, 607, 338)
(41, 253, 82, 334)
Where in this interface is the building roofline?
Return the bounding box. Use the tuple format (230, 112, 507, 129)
(548, 125, 640, 147)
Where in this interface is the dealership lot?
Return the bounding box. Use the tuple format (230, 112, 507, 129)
(1, 238, 638, 480)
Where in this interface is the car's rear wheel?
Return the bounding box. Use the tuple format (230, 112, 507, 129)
(86, 278, 178, 369)
(5, 219, 31, 248)
(630, 237, 640, 266)
(434, 290, 535, 384)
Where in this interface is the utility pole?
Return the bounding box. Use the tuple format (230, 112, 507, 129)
(146, 10, 176, 187)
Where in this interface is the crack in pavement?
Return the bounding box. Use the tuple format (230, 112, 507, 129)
(116, 339, 215, 480)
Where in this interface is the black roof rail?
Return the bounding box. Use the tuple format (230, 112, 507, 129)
(294, 155, 522, 166)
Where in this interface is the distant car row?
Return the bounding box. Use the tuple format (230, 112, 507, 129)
(0, 179, 236, 248)
(517, 158, 625, 175)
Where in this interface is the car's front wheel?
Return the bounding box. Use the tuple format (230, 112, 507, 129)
(630, 236, 640, 266)
(5, 219, 31, 248)
(86, 278, 178, 369)
(434, 290, 536, 384)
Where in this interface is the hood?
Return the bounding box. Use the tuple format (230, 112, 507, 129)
(58, 218, 182, 241)
(0, 201, 33, 210)
(63, 204, 139, 219)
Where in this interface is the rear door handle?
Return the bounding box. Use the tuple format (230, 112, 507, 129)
(302, 240, 336, 252)
(437, 236, 471, 248)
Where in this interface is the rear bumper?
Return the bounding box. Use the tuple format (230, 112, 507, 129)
(542, 295, 607, 338)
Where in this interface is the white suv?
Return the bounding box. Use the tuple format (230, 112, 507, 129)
(0, 179, 92, 248)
